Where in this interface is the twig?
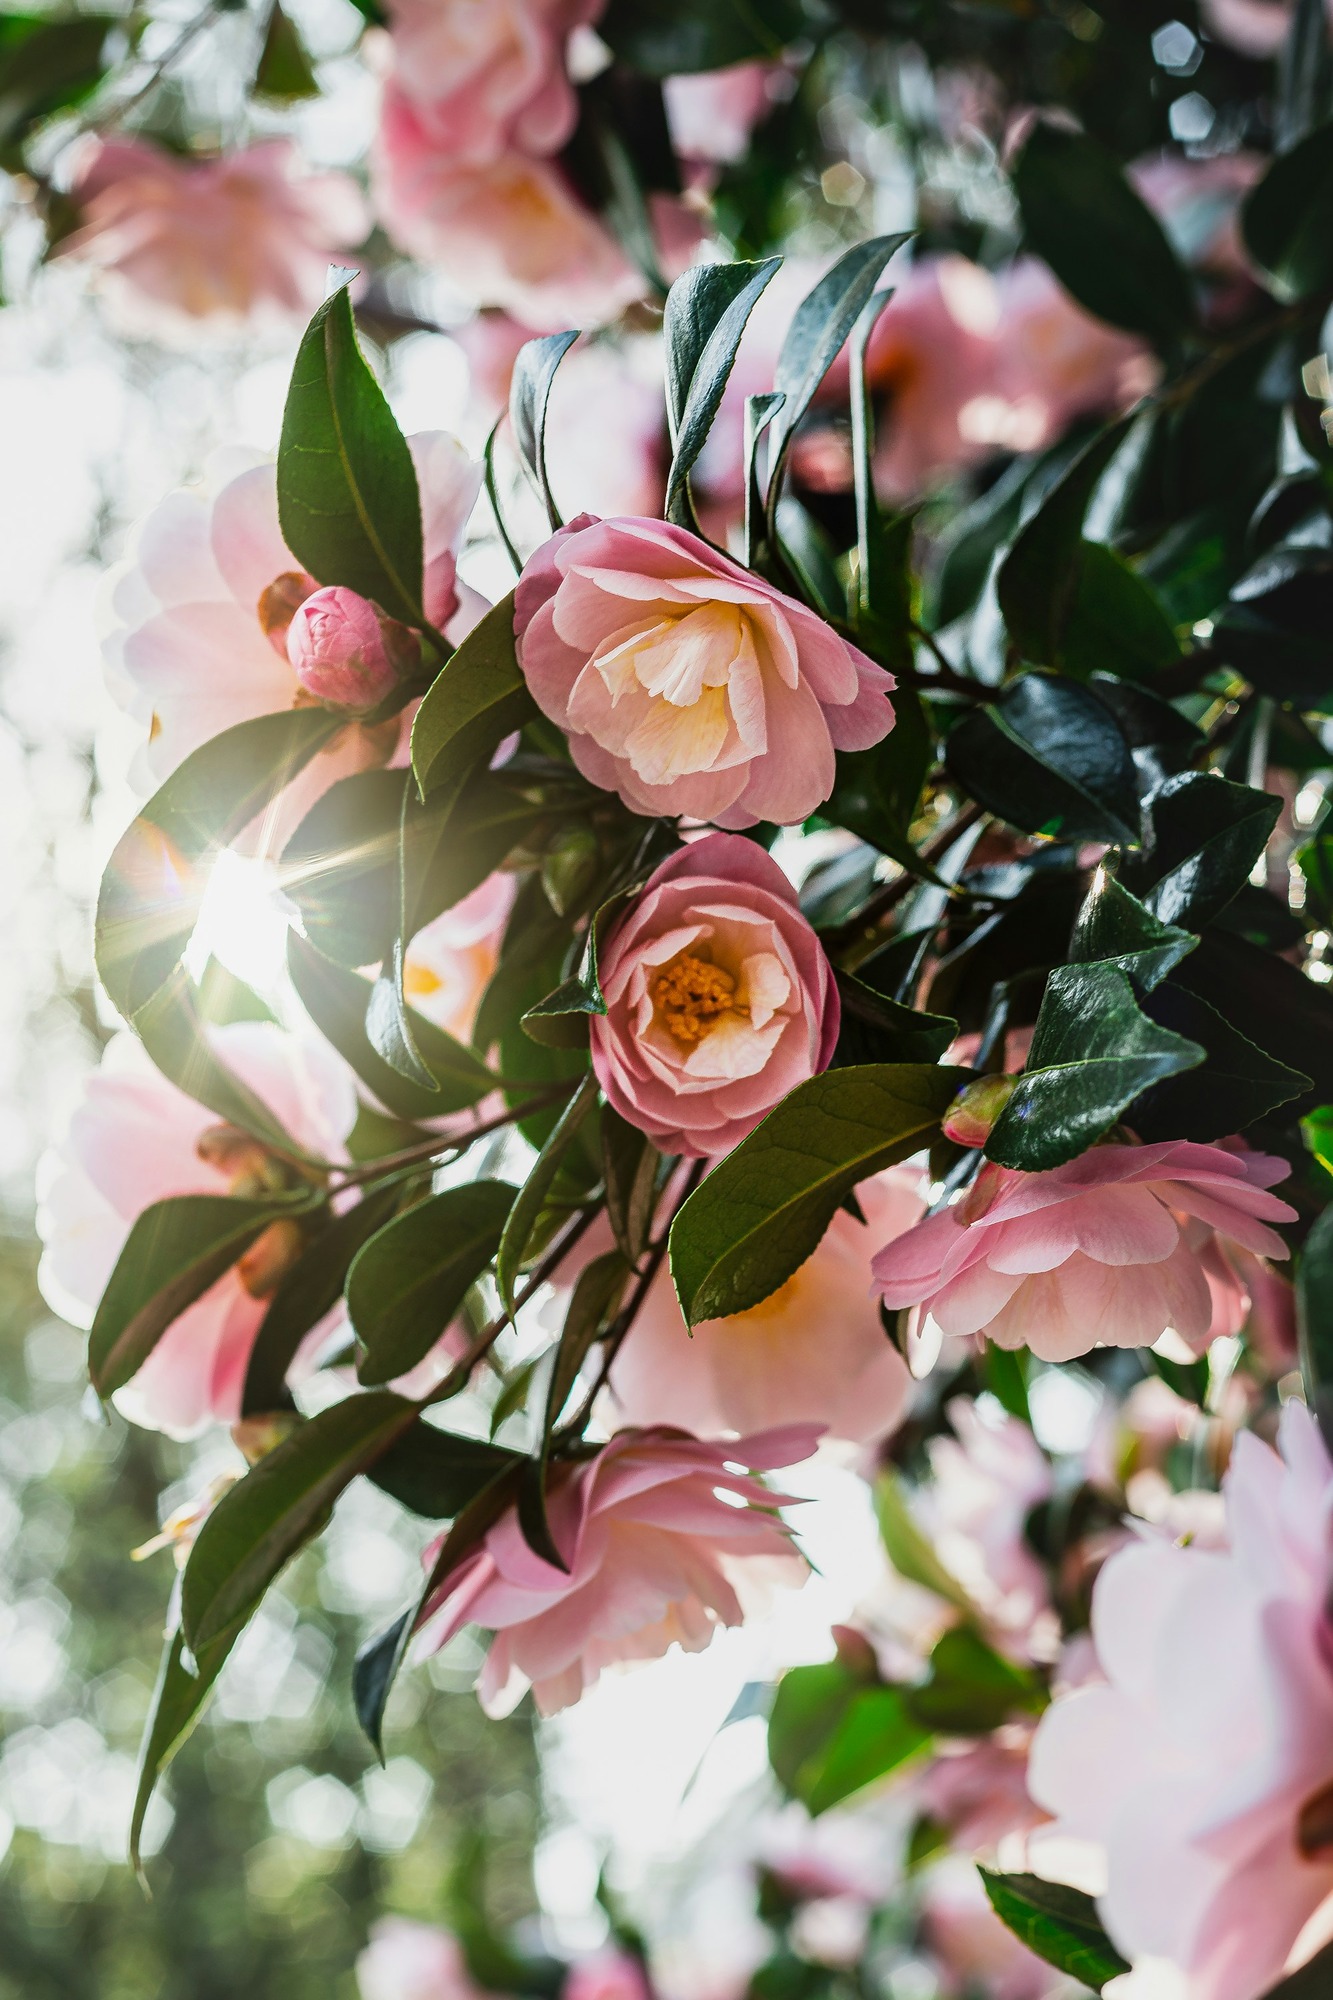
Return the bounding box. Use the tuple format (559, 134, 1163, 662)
(907, 620, 982, 696)
(822, 800, 986, 954)
(332, 1084, 578, 1188)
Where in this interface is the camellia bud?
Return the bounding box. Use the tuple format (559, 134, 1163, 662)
(285, 585, 418, 714)
(943, 1073, 1018, 1148)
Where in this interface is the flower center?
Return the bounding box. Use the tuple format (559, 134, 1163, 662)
(1298, 1778, 1333, 1858)
(652, 952, 743, 1046)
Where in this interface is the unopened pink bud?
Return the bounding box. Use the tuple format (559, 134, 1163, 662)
(943, 1073, 1018, 1148)
(285, 585, 417, 713)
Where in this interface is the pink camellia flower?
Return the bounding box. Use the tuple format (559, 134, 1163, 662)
(865, 256, 1009, 498)
(920, 1397, 1055, 1657)
(286, 586, 418, 713)
(610, 1168, 922, 1442)
(373, 84, 644, 330)
(589, 834, 839, 1157)
(563, 1950, 652, 2000)
(1199, 0, 1294, 56)
(664, 60, 780, 166)
(1027, 1401, 1333, 2000)
(514, 517, 894, 824)
(356, 1917, 499, 2000)
(872, 1142, 1296, 1365)
(922, 1857, 1065, 2000)
(61, 137, 369, 333)
(379, 0, 599, 165)
(402, 870, 516, 1042)
(991, 258, 1158, 448)
(105, 432, 480, 836)
(36, 1024, 356, 1439)
(420, 1423, 816, 1715)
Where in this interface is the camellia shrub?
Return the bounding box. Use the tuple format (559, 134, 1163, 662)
(26, 3, 1333, 1998)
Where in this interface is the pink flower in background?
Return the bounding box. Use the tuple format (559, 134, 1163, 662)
(664, 60, 779, 166)
(104, 432, 480, 837)
(563, 1950, 652, 2000)
(544, 342, 668, 521)
(865, 256, 1008, 497)
(872, 1143, 1295, 1365)
(922, 1858, 1065, 2000)
(514, 516, 894, 824)
(992, 258, 1157, 448)
(373, 86, 644, 330)
(36, 1025, 356, 1438)
(918, 1732, 1051, 1853)
(1130, 151, 1264, 289)
(589, 834, 839, 1157)
(356, 1917, 499, 2000)
(919, 1398, 1054, 1655)
(1028, 1402, 1333, 2000)
(421, 1424, 815, 1715)
(402, 870, 516, 1043)
(610, 1168, 922, 1441)
(61, 137, 369, 331)
(1199, 0, 1294, 56)
(380, 0, 600, 164)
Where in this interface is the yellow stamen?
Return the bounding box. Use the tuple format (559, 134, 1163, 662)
(652, 952, 742, 1046)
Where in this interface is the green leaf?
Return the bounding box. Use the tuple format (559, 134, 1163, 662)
(1242, 120, 1333, 301)
(288, 931, 495, 1119)
(1297, 1203, 1333, 1456)
(979, 1872, 1129, 1994)
(597, 0, 807, 76)
(411, 594, 535, 796)
(601, 1108, 660, 1263)
(280, 768, 407, 968)
(669, 1063, 961, 1325)
(767, 236, 912, 532)
(495, 1074, 599, 1315)
(89, 1193, 319, 1400)
(832, 975, 957, 1069)
(826, 686, 934, 872)
(367, 1422, 523, 1518)
(663, 258, 781, 529)
(509, 334, 579, 530)
(0, 13, 115, 159)
(875, 1472, 976, 1618)
(769, 1662, 930, 1816)
(130, 1620, 241, 1877)
(1068, 868, 1197, 992)
(253, 0, 319, 99)
(986, 964, 1204, 1170)
(134, 971, 301, 1154)
(182, 1391, 419, 1651)
(997, 420, 1133, 670)
(1262, 1939, 1333, 1997)
(1059, 543, 1183, 683)
(242, 1185, 402, 1415)
(520, 885, 633, 1048)
(519, 1246, 632, 1566)
(1133, 982, 1310, 1140)
(984, 1341, 1031, 1423)
(350, 1181, 516, 1386)
(1175, 928, 1333, 1109)
(277, 282, 425, 627)
(944, 675, 1140, 846)
(907, 1627, 1045, 1735)
(1138, 772, 1281, 932)
(96, 709, 340, 1017)
(1014, 122, 1196, 347)
(1296, 826, 1333, 927)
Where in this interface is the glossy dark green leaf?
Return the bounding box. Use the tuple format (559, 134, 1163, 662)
(242, 1186, 402, 1416)
(182, 1391, 419, 1651)
(601, 1107, 660, 1264)
(826, 686, 934, 872)
(979, 1872, 1129, 1994)
(1059, 543, 1182, 682)
(597, 0, 807, 76)
(1212, 547, 1333, 709)
(510, 333, 579, 529)
(96, 709, 340, 1018)
(350, 1180, 515, 1385)
(277, 281, 424, 626)
(769, 1661, 930, 1817)
(944, 675, 1140, 846)
(1242, 121, 1333, 301)
(1137, 772, 1281, 931)
(1014, 122, 1196, 346)
(253, 0, 319, 98)
(997, 420, 1132, 669)
(664, 258, 780, 528)
(670, 1064, 962, 1325)
(545, 1249, 629, 1434)
(495, 1074, 599, 1314)
(89, 1192, 319, 1400)
(1133, 982, 1310, 1140)
(1175, 928, 1333, 1108)
(1068, 869, 1196, 992)
(411, 592, 535, 796)
(280, 768, 406, 967)
(1262, 1938, 1333, 1997)
(288, 931, 495, 1118)
(367, 1422, 523, 1518)
(986, 964, 1203, 1170)
(1297, 1203, 1333, 1455)
(130, 1620, 241, 1877)
(520, 885, 633, 1047)
(832, 975, 957, 1068)
(775, 497, 846, 621)
(907, 1627, 1045, 1735)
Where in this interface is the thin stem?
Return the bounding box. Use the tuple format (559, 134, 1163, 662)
(822, 800, 986, 955)
(87, 1, 222, 134)
(332, 1084, 577, 1188)
(908, 620, 980, 695)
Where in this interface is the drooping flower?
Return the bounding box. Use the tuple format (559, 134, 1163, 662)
(61, 137, 369, 333)
(356, 1917, 502, 2000)
(610, 1168, 923, 1442)
(104, 432, 480, 835)
(420, 1423, 815, 1715)
(401, 870, 516, 1044)
(378, 0, 599, 166)
(872, 1142, 1296, 1365)
(589, 833, 839, 1157)
(514, 517, 894, 825)
(36, 1024, 356, 1438)
(1028, 1401, 1333, 2000)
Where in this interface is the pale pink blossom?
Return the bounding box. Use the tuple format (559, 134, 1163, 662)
(918, 1731, 1051, 1853)
(514, 516, 894, 825)
(380, 0, 599, 165)
(919, 1397, 1054, 1656)
(664, 61, 780, 166)
(544, 342, 667, 521)
(402, 870, 516, 1042)
(373, 84, 645, 329)
(866, 256, 1008, 498)
(286, 586, 416, 713)
(610, 1168, 923, 1442)
(991, 258, 1158, 448)
(873, 1143, 1296, 1365)
(563, 1950, 652, 2000)
(104, 432, 480, 838)
(421, 1423, 815, 1715)
(922, 1857, 1065, 2000)
(1130, 152, 1264, 290)
(61, 137, 369, 333)
(1028, 1401, 1333, 2000)
(356, 1916, 498, 2000)
(1199, 0, 1295, 56)
(36, 1024, 357, 1438)
(589, 834, 839, 1157)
